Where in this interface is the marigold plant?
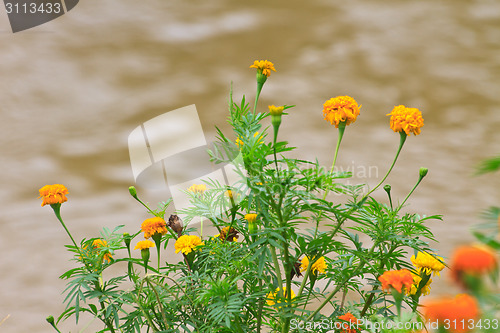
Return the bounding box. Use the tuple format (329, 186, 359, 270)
(40, 60, 500, 333)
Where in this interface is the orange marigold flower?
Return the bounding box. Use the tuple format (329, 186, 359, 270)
(134, 239, 155, 250)
(451, 245, 497, 281)
(250, 60, 276, 77)
(175, 235, 204, 255)
(38, 184, 69, 207)
(84, 239, 112, 263)
(337, 312, 360, 333)
(141, 217, 168, 239)
(387, 105, 424, 136)
(424, 294, 480, 333)
(378, 269, 414, 293)
(322, 96, 361, 128)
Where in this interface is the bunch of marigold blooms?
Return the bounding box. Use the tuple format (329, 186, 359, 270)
(421, 245, 497, 333)
(38, 60, 499, 333)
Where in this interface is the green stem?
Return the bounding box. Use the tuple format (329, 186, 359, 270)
(396, 176, 424, 213)
(330, 122, 346, 175)
(253, 81, 264, 115)
(256, 279, 264, 333)
(308, 243, 377, 320)
(365, 131, 407, 198)
(52, 204, 79, 250)
(270, 246, 283, 290)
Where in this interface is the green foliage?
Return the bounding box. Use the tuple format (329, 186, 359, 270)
(45, 74, 487, 333)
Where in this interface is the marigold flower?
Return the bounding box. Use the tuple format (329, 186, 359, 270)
(424, 294, 480, 333)
(141, 217, 168, 239)
(215, 226, 239, 242)
(188, 184, 207, 194)
(134, 239, 155, 250)
(451, 245, 497, 281)
(300, 256, 327, 275)
(322, 96, 361, 128)
(244, 213, 258, 223)
(411, 252, 445, 276)
(387, 105, 424, 136)
(268, 105, 285, 116)
(378, 269, 414, 293)
(266, 286, 295, 306)
(408, 270, 432, 296)
(337, 312, 360, 333)
(38, 184, 69, 207)
(250, 60, 276, 77)
(175, 235, 204, 255)
(94, 239, 112, 262)
(83, 239, 112, 263)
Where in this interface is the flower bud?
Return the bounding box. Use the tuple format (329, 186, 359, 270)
(419, 167, 428, 179)
(141, 248, 150, 264)
(129, 186, 138, 199)
(383, 184, 391, 194)
(123, 232, 131, 248)
(256, 72, 268, 85)
(168, 214, 184, 237)
(46, 316, 55, 325)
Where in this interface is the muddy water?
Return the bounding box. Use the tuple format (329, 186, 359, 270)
(1, 0, 500, 332)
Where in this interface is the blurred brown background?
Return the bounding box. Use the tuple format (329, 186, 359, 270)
(1, 0, 500, 331)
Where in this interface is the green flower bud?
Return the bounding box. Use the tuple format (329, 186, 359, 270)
(128, 186, 138, 198)
(383, 184, 391, 193)
(46, 316, 55, 325)
(419, 167, 428, 179)
(141, 248, 150, 264)
(256, 72, 268, 85)
(123, 232, 131, 248)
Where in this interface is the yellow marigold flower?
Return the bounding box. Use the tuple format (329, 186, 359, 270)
(38, 184, 69, 207)
(141, 217, 168, 239)
(224, 190, 234, 199)
(407, 270, 432, 296)
(134, 239, 155, 250)
(337, 312, 361, 333)
(250, 60, 276, 77)
(424, 294, 480, 333)
(244, 213, 258, 223)
(451, 245, 497, 282)
(188, 184, 207, 194)
(411, 252, 445, 276)
(387, 105, 424, 136)
(300, 256, 327, 275)
(268, 105, 285, 116)
(378, 269, 413, 293)
(175, 235, 204, 255)
(266, 286, 295, 306)
(322, 96, 361, 128)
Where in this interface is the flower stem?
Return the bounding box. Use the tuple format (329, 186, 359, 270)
(52, 204, 79, 250)
(330, 122, 346, 175)
(253, 81, 264, 115)
(308, 243, 377, 320)
(365, 131, 407, 198)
